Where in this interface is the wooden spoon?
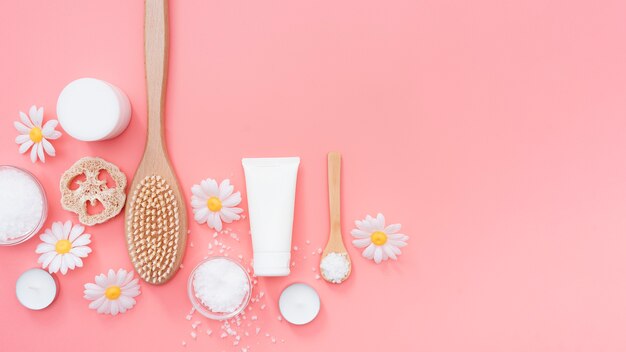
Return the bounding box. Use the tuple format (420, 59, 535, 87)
(125, 0, 188, 285)
(320, 152, 352, 283)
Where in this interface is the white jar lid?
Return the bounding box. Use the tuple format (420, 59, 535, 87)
(57, 78, 131, 141)
(279, 283, 320, 325)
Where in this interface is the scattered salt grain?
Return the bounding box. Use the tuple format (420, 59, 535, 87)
(220, 332, 228, 338)
(306, 240, 310, 245)
(206, 329, 212, 336)
(190, 331, 197, 339)
(315, 274, 321, 280)
(320, 252, 350, 283)
(182, 341, 187, 347)
(255, 327, 261, 335)
(191, 321, 201, 329)
(293, 246, 298, 251)
(251, 315, 257, 321)
(277, 316, 282, 321)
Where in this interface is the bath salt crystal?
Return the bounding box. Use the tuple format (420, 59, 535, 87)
(306, 240, 310, 245)
(260, 304, 266, 310)
(182, 341, 187, 347)
(255, 327, 261, 335)
(191, 320, 201, 329)
(0, 168, 44, 241)
(190, 331, 197, 339)
(320, 252, 350, 283)
(277, 316, 282, 321)
(259, 291, 265, 298)
(220, 332, 228, 338)
(315, 274, 321, 280)
(193, 258, 250, 313)
(293, 246, 298, 251)
(251, 315, 257, 321)
(206, 329, 212, 336)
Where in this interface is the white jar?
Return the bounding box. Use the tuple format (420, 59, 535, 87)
(57, 78, 131, 141)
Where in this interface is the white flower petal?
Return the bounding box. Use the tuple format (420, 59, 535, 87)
(191, 196, 206, 209)
(218, 179, 234, 199)
(35, 243, 55, 253)
(48, 255, 62, 273)
(14, 121, 30, 133)
(15, 134, 30, 144)
(219, 208, 241, 223)
(383, 244, 397, 260)
(191, 185, 207, 200)
(97, 299, 111, 314)
(29, 143, 38, 163)
(36, 143, 45, 162)
(351, 229, 370, 239)
(107, 269, 117, 285)
(384, 224, 401, 234)
(38, 251, 57, 268)
(73, 255, 84, 267)
(201, 179, 219, 197)
(30, 105, 42, 127)
(374, 214, 386, 230)
(373, 246, 383, 263)
(362, 243, 376, 259)
(208, 212, 222, 231)
(88, 296, 106, 309)
(59, 256, 69, 274)
(41, 139, 55, 156)
(110, 301, 120, 316)
(95, 274, 107, 288)
(51, 222, 63, 239)
(70, 246, 91, 257)
(69, 224, 85, 242)
(72, 236, 91, 247)
(20, 111, 33, 127)
(221, 192, 241, 207)
(193, 207, 209, 223)
(388, 240, 408, 247)
(18, 140, 34, 154)
(62, 221, 72, 238)
(352, 238, 371, 248)
(115, 270, 128, 286)
(42, 120, 58, 135)
(47, 131, 61, 140)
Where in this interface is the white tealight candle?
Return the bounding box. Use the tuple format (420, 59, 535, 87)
(16, 268, 57, 310)
(278, 283, 320, 325)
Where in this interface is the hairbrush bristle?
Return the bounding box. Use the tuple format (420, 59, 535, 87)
(127, 175, 180, 284)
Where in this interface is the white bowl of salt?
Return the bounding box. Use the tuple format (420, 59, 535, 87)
(0, 166, 47, 246)
(188, 256, 252, 320)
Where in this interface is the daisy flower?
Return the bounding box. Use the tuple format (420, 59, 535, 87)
(14, 105, 62, 163)
(191, 178, 243, 231)
(36, 221, 92, 275)
(351, 213, 408, 264)
(84, 269, 141, 316)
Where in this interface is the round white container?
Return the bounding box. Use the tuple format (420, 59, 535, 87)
(16, 268, 58, 310)
(57, 78, 131, 141)
(279, 283, 321, 325)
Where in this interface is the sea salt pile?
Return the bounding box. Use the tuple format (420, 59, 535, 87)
(193, 258, 250, 313)
(320, 252, 350, 283)
(0, 167, 44, 242)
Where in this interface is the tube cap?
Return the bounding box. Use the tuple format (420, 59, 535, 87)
(253, 252, 291, 277)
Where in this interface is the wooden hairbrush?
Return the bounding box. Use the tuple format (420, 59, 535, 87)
(125, 0, 187, 285)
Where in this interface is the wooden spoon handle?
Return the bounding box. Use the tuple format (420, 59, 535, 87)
(328, 152, 342, 236)
(145, 0, 169, 149)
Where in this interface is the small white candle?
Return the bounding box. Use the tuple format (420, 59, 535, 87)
(278, 283, 320, 325)
(16, 268, 57, 310)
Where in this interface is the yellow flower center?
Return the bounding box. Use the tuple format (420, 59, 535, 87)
(105, 286, 122, 300)
(370, 231, 388, 246)
(55, 239, 72, 254)
(207, 196, 222, 212)
(29, 127, 43, 143)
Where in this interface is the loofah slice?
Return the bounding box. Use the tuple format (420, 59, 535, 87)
(60, 157, 127, 226)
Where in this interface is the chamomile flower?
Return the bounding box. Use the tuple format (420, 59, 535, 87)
(84, 269, 141, 316)
(36, 221, 92, 275)
(14, 105, 62, 163)
(191, 178, 243, 231)
(351, 213, 408, 264)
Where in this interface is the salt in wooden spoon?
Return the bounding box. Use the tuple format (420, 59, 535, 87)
(320, 152, 352, 283)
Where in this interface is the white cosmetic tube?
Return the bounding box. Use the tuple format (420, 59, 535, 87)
(242, 157, 300, 277)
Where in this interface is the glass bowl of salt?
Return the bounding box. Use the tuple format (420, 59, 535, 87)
(0, 165, 48, 246)
(188, 256, 252, 320)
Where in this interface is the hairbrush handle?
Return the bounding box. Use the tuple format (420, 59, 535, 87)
(144, 0, 169, 150)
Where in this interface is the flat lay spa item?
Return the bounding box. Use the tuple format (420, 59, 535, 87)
(351, 213, 409, 264)
(16, 268, 58, 310)
(83, 269, 141, 315)
(60, 157, 127, 226)
(278, 283, 320, 325)
(0, 166, 47, 245)
(191, 178, 243, 231)
(57, 78, 131, 141)
(320, 152, 351, 283)
(13, 105, 62, 163)
(126, 0, 188, 285)
(242, 157, 300, 277)
(36, 221, 92, 275)
(188, 257, 251, 320)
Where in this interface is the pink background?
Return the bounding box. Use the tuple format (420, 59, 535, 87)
(1, 0, 626, 351)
